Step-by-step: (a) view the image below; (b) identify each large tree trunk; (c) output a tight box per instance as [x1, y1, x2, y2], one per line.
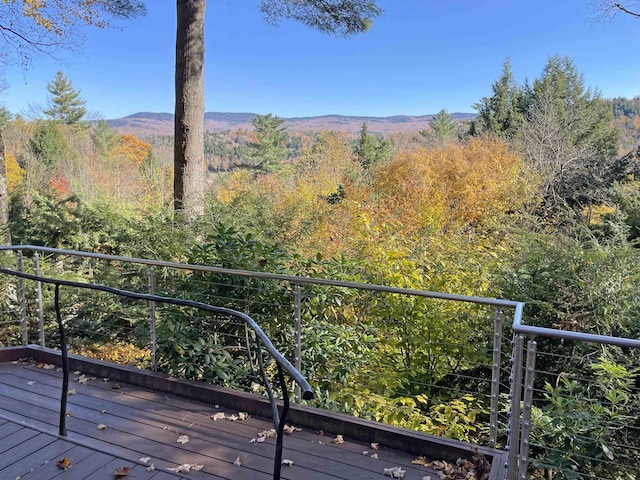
[174, 0, 205, 220]
[0, 128, 11, 245]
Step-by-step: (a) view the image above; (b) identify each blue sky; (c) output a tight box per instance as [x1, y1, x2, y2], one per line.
[1, 0, 639, 119]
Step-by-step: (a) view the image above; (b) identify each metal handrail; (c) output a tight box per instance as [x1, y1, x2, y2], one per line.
[0, 244, 523, 308]
[0, 266, 313, 480]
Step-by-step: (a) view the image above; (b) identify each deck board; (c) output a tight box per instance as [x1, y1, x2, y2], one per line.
[0, 362, 444, 480]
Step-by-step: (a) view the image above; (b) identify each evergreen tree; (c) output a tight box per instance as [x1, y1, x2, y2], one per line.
[43, 71, 86, 125]
[29, 120, 72, 165]
[472, 58, 524, 138]
[354, 122, 392, 168]
[247, 113, 290, 173]
[429, 109, 457, 142]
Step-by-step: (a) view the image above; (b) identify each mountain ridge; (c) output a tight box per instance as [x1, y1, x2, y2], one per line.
[107, 111, 477, 136]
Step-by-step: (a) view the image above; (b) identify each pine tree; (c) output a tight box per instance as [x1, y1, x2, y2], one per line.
[247, 113, 290, 173]
[429, 109, 457, 142]
[472, 58, 524, 137]
[354, 122, 392, 168]
[43, 71, 87, 125]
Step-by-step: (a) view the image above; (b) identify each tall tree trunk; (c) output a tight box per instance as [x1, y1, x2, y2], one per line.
[0, 128, 11, 245]
[174, 0, 205, 220]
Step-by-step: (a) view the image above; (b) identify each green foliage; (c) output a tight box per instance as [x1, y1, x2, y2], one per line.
[246, 113, 290, 174]
[353, 122, 392, 169]
[472, 58, 524, 138]
[91, 120, 119, 158]
[428, 108, 457, 143]
[530, 357, 639, 479]
[29, 120, 73, 165]
[43, 71, 86, 125]
[609, 96, 640, 118]
[260, 0, 382, 36]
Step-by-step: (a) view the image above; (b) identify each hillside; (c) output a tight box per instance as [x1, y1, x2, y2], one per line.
[106, 111, 477, 136]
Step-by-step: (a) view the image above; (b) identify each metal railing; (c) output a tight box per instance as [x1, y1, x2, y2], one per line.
[0, 263, 312, 480]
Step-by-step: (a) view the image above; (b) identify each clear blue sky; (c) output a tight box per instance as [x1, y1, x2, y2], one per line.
[1, 0, 639, 120]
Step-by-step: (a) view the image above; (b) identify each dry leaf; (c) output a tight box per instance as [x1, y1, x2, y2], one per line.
[412, 456, 430, 466]
[176, 434, 189, 444]
[238, 412, 250, 421]
[146, 464, 155, 472]
[100, 409, 107, 414]
[191, 464, 204, 471]
[139, 457, 151, 463]
[43, 363, 55, 370]
[166, 464, 191, 473]
[66, 410, 72, 417]
[68, 389, 77, 395]
[371, 453, 379, 459]
[211, 412, 225, 421]
[97, 424, 106, 430]
[75, 374, 95, 384]
[332, 435, 344, 444]
[371, 442, 380, 450]
[226, 414, 239, 421]
[233, 456, 241, 466]
[27, 381, 36, 386]
[56, 367, 63, 372]
[103, 378, 110, 382]
[74, 371, 82, 375]
[283, 424, 302, 435]
[422, 477, 432, 480]
[282, 459, 294, 466]
[383, 466, 406, 478]
[57, 457, 72, 470]
[36, 362, 44, 368]
[249, 438, 256, 444]
[113, 465, 131, 476]
[112, 383, 122, 390]
[363, 451, 369, 455]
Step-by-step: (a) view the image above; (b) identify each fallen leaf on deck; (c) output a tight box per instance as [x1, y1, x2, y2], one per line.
[75, 375, 95, 384]
[282, 459, 294, 466]
[191, 464, 204, 471]
[422, 477, 432, 480]
[146, 463, 155, 472]
[57, 457, 72, 470]
[383, 466, 406, 478]
[227, 414, 239, 421]
[233, 456, 242, 466]
[68, 389, 77, 395]
[370, 453, 379, 459]
[139, 457, 151, 463]
[283, 424, 302, 435]
[66, 410, 72, 416]
[112, 383, 121, 390]
[103, 378, 110, 382]
[371, 442, 380, 450]
[36, 362, 44, 368]
[113, 465, 131, 476]
[211, 412, 225, 421]
[176, 434, 189, 444]
[363, 451, 369, 455]
[412, 456, 429, 466]
[332, 435, 344, 444]
[238, 412, 250, 421]
[74, 371, 82, 375]
[166, 464, 192, 473]
[97, 424, 106, 430]
[27, 381, 36, 386]
[56, 367, 63, 372]
[43, 363, 56, 370]
[100, 410, 107, 414]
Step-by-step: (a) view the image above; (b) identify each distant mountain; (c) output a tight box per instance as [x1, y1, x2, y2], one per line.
[106, 111, 477, 136]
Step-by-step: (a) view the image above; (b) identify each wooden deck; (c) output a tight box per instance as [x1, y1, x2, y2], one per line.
[0, 361, 444, 480]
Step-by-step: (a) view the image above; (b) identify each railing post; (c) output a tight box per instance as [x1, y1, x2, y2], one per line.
[506, 334, 524, 480]
[147, 265, 157, 372]
[489, 309, 503, 448]
[18, 251, 28, 345]
[33, 252, 45, 348]
[518, 338, 537, 480]
[293, 283, 302, 403]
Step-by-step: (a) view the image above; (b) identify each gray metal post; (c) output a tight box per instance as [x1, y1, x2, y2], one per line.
[293, 283, 302, 403]
[506, 334, 524, 480]
[33, 252, 45, 347]
[147, 265, 157, 372]
[518, 338, 537, 480]
[18, 252, 28, 345]
[489, 309, 503, 448]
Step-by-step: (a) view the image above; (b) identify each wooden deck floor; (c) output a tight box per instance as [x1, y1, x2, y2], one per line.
[0, 361, 440, 480]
